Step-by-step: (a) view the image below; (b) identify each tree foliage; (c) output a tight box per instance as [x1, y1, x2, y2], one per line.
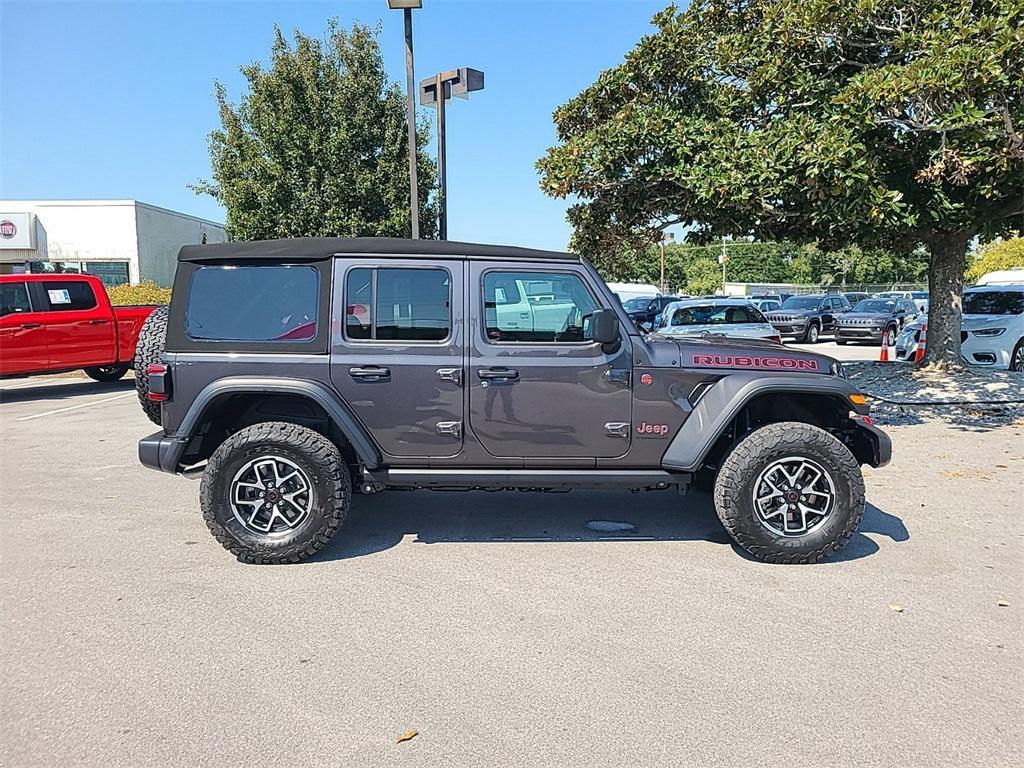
[966, 236, 1024, 282]
[539, 1, 1024, 363]
[195, 20, 437, 240]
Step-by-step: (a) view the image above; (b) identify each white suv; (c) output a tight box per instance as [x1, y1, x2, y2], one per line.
[960, 285, 1024, 371]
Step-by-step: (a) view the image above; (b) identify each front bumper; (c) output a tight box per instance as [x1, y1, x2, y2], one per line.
[836, 327, 885, 343]
[851, 418, 892, 468]
[139, 431, 188, 474]
[770, 321, 808, 337]
[960, 337, 1013, 369]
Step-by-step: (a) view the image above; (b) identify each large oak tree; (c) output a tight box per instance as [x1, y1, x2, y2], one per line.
[538, 0, 1023, 364]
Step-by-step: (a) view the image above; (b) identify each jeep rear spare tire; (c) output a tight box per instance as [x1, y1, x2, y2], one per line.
[200, 422, 351, 564]
[134, 305, 168, 424]
[713, 421, 864, 564]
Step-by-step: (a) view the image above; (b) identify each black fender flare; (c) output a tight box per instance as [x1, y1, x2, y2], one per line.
[173, 376, 382, 469]
[660, 373, 865, 472]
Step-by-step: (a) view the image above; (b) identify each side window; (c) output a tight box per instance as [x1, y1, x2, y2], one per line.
[186, 266, 319, 341]
[344, 267, 450, 342]
[484, 271, 599, 343]
[42, 280, 97, 312]
[1, 282, 32, 317]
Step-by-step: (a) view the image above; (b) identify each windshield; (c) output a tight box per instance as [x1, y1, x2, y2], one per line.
[852, 299, 896, 313]
[666, 304, 766, 326]
[780, 296, 820, 310]
[622, 297, 652, 311]
[962, 291, 1024, 316]
[911, 292, 929, 299]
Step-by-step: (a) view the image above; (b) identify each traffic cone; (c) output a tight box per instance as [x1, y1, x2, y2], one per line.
[879, 334, 890, 362]
[913, 323, 927, 363]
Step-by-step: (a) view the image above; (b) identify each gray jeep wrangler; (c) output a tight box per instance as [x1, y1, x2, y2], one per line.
[136, 238, 890, 564]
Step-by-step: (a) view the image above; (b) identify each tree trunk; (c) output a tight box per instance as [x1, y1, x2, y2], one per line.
[923, 233, 970, 366]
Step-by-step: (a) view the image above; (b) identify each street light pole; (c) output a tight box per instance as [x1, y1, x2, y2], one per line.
[659, 232, 674, 293]
[388, 0, 422, 239]
[420, 67, 484, 241]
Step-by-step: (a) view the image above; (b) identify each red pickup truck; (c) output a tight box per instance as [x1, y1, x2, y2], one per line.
[0, 273, 159, 381]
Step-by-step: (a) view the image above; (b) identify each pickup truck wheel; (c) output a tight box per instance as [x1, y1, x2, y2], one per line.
[84, 364, 130, 382]
[200, 422, 350, 564]
[134, 306, 168, 425]
[713, 422, 865, 564]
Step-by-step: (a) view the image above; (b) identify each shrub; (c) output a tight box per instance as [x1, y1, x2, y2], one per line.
[966, 238, 1024, 283]
[107, 281, 171, 306]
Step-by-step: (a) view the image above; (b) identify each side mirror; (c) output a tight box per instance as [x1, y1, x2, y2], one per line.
[590, 307, 620, 346]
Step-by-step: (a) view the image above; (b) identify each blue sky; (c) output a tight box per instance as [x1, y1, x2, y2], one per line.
[0, 0, 666, 250]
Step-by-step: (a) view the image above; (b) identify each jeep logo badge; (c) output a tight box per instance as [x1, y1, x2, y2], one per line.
[0, 220, 16, 239]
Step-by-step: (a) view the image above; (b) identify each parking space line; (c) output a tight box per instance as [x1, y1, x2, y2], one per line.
[14, 392, 136, 422]
[0, 378, 85, 392]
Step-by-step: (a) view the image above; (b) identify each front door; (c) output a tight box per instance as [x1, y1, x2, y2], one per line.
[329, 259, 464, 458]
[468, 263, 633, 460]
[0, 280, 48, 374]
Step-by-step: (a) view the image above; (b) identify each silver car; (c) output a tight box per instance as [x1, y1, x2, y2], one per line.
[656, 298, 781, 341]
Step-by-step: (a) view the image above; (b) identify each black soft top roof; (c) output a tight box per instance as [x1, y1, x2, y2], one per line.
[177, 237, 578, 263]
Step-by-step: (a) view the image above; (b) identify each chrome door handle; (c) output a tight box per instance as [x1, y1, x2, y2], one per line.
[437, 367, 462, 386]
[349, 366, 391, 382]
[88, 319, 110, 325]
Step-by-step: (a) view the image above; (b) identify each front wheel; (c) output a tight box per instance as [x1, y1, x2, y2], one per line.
[884, 327, 897, 348]
[200, 422, 351, 564]
[713, 422, 865, 564]
[84, 364, 130, 382]
[803, 323, 820, 344]
[1011, 339, 1024, 372]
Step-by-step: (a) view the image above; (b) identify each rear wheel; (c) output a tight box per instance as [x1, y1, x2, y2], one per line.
[84, 364, 129, 382]
[134, 306, 168, 425]
[713, 422, 864, 564]
[200, 422, 351, 564]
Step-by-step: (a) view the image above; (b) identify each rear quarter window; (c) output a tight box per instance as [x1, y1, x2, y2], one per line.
[185, 266, 320, 341]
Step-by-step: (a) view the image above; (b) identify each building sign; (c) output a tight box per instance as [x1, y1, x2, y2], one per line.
[0, 213, 37, 250]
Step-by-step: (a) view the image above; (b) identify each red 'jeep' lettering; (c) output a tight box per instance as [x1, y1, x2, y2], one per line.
[689, 354, 818, 371]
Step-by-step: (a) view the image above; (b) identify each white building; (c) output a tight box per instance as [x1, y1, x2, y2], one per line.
[0, 200, 225, 287]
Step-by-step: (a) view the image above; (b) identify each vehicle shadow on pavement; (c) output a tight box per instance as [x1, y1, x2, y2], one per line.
[0, 378, 134, 405]
[312, 491, 908, 564]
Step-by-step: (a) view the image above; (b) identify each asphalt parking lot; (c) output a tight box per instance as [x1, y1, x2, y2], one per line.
[1, 376, 1021, 767]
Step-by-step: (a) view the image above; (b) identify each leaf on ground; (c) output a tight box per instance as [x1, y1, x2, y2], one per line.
[396, 730, 418, 744]
[997, 599, 1009, 607]
[888, 603, 904, 613]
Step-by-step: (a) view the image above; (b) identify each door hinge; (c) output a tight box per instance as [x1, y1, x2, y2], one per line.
[436, 367, 462, 386]
[604, 422, 630, 438]
[435, 421, 463, 438]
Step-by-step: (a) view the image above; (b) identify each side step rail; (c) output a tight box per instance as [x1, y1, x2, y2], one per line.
[363, 468, 690, 492]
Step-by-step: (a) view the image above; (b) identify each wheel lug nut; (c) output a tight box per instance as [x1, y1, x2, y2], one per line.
[800, 495, 806, 501]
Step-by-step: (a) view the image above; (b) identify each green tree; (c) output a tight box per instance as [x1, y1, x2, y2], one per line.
[685, 258, 723, 294]
[966, 237, 1024, 282]
[194, 20, 437, 240]
[538, 1, 1023, 364]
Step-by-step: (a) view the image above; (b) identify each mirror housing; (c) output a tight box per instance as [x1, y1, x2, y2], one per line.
[590, 307, 621, 349]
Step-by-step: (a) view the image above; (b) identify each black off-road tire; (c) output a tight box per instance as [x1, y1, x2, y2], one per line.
[200, 422, 351, 564]
[84, 364, 130, 382]
[134, 306, 169, 424]
[713, 421, 865, 564]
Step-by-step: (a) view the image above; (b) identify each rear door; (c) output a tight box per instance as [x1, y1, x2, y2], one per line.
[0, 280, 48, 374]
[329, 259, 464, 458]
[468, 262, 632, 460]
[38, 279, 117, 368]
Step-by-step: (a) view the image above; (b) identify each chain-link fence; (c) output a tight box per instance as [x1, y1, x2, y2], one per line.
[724, 281, 927, 297]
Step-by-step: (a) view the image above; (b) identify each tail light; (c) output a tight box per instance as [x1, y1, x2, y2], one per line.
[147, 363, 171, 402]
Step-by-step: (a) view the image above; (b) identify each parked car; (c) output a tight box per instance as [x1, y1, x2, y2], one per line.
[843, 292, 870, 306]
[623, 295, 681, 331]
[135, 237, 890, 565]
[656, 298, 780, 342]
[835, 297, 919, 347]
[0, 273, 160, 381]
[961, 285, 1024, 370]
[894, 285, 1023, 371]
[749, 296, 782, 313]
[607, 282, 661, 304]
[764, 294, 852, 343]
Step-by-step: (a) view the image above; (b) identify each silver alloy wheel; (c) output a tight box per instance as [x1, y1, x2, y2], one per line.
[1013, 344, 1024, 372]
[885, 328, 896, 347]
[752, 455, 836, 537]
[808, 324, 819, 343]
[230, 455, 314, 536]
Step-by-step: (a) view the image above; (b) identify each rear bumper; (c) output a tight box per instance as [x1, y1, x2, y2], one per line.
[139, 431, 188, 474]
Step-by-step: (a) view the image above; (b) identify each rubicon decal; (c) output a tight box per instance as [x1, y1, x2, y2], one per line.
[636, 422, 670, 437]
[690, 354, 819, 371]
